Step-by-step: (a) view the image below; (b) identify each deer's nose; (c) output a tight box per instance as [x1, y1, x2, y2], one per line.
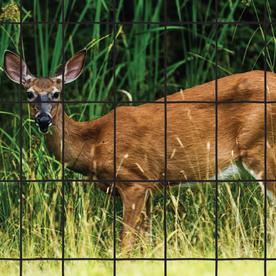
[35, 113, 52, 133]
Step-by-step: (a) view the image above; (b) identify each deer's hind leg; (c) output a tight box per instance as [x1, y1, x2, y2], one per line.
[241, 146, 276, 204]
[266, 149, 276, 203]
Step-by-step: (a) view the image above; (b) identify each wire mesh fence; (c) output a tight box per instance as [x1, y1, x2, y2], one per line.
[0, 0, 275, 275]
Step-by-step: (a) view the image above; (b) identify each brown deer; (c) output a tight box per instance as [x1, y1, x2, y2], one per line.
[4, 49, 276, 251]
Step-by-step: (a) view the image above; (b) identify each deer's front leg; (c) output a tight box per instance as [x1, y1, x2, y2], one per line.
[137, 191, 151, 243]
[117, 183, 148, 252]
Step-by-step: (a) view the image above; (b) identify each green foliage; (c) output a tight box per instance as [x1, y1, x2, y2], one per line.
[0, 2, 20, 22]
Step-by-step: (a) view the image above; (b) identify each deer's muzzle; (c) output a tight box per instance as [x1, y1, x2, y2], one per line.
[35, 113, 52, 133]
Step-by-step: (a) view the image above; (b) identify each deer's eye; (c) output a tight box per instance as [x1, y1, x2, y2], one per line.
[27, 91, 35, 100]
[52, 92, 60, 99]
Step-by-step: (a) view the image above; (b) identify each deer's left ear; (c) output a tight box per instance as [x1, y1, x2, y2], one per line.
[57, 49, 86, 84]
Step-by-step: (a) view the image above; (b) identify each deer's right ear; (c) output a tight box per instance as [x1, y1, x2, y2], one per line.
[4, 50, 33, 85]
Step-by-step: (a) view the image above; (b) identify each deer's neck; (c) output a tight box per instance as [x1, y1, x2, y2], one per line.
[45, 105, 97, 174]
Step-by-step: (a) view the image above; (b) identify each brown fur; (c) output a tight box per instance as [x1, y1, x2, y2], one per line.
[25, 78, 62, 92]
[40, 70, 276, 250]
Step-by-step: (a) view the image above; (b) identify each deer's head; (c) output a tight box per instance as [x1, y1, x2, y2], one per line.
[3, 50, 86, 133]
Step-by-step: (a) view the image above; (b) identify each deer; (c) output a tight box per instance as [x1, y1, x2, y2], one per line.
[3, 49, 276, 252]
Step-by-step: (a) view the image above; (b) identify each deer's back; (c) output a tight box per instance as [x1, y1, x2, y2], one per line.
[93, 71, 276, 182]
[159, 70, 276, 102]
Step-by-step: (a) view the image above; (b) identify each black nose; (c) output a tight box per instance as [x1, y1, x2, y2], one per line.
[35, 113, 52, 133]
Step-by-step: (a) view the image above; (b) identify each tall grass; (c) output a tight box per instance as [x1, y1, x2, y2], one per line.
[0, 0, 276, 274]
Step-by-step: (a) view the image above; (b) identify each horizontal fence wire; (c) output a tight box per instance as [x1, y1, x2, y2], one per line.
[2, 257, 276, 261]
[3, 100, 276, 104]
[0, 1, 275, 276]
[1, 178, 276, 183]
[0, 20, 270, 25]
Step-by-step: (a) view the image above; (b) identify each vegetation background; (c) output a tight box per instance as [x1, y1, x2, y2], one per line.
[0, 0, 276, 275]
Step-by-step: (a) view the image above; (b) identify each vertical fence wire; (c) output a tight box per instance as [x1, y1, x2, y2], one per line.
[61, 0, 65, 275]
[215, 0, 219, 275]
[163, 1, 168, 275]
[19, 0, 23, 275]
[112, 1, 117, 275]
[264, 2, 268, 276]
